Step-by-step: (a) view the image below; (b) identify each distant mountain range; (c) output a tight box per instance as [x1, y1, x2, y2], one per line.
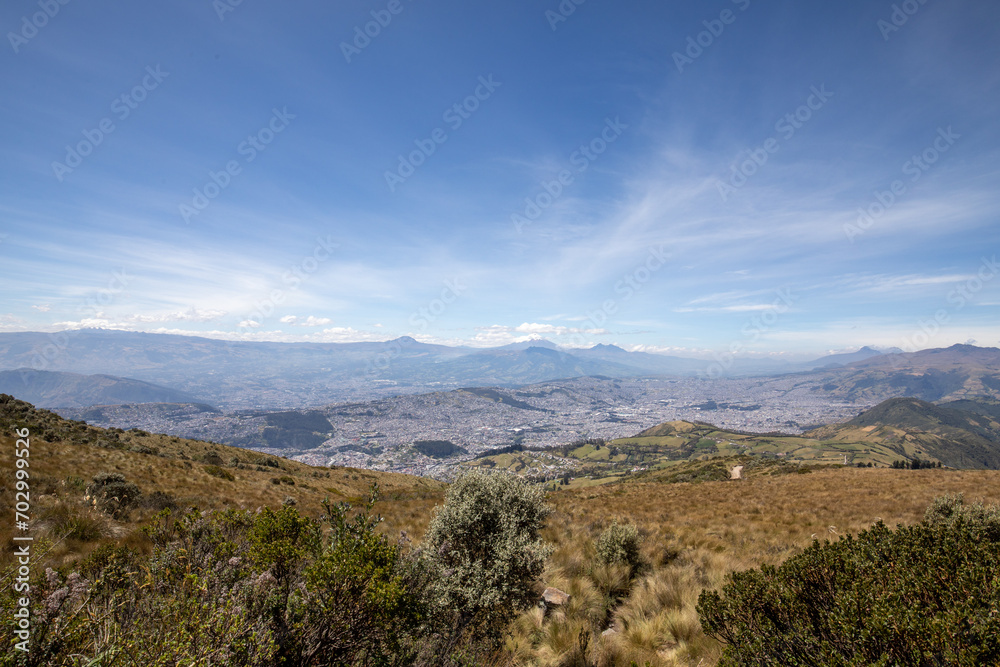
[0, 369, 204, 408]
[1, 330, 998, 409]
[807, 344, 1000, 403]
[808, 346, 888, 368]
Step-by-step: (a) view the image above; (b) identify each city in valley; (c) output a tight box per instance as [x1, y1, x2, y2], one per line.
[58, 374, 868, 479]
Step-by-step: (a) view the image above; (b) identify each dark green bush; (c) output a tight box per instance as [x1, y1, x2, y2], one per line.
[64, 475, 87, 492]
[698, 495, 1000, 666]
[204, 464, 235, 481]
[293, 488, 422, 665]
[201, 451, 225, 465]
[87, 472, 142, 519]
[141, 490, 178, 511]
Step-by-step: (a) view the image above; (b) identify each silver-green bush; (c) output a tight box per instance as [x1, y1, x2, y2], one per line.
[422, 470, 552, 645]
[595, 520, 641, 573]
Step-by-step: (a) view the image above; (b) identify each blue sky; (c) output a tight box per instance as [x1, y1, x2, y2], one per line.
[2, 0, 998, 358]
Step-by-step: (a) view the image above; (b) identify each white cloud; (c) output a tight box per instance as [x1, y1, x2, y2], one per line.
[52, 308, 227, 330]
[281, 315, 333, 327]
[313, 327, 384, 342]
[468, 323, 612, 347]
[622, 343, 713, 357]
[835, 273, 977, 295]
[0, 314, 26, 331]
[31, 304, 51, 312]
[675, 304, 783, 313]
[124, 308, 227, 323]
[514, 322, 611, 336]
[53, 317, 117, 329]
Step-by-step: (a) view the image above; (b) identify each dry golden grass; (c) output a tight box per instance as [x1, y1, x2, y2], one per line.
[510, 467, 1000, 666]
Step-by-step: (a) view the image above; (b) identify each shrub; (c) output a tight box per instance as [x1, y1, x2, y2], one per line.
[201, 451, 225, 465]
[697, 495, 1000, 666]
[296, 486, 422, 665]
[595, 520, 642, 573]
[247, 505, 321, 584]
[141, 490, 178, 511]
[79, 543, 143, 594]
[86, 472, 142, 520]
[422, 470, 552, 645]
[204, 465, 235, 481]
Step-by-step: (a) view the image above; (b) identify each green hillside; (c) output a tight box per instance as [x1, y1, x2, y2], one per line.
[807, 397, 1000, 469]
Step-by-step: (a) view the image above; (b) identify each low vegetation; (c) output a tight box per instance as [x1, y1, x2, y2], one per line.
[1, 474, 550, 665]
[699, 494, 1000, 665]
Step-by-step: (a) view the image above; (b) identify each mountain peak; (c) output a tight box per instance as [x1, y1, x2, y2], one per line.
[494, 338, 559, 351]
[590, 344, 626, 352]
[390, 336, 419, 345]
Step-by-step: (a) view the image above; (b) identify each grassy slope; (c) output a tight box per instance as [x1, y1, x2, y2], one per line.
[467, 420, 916, 489]
[0, 395, 443, 568]
[514, 466, 1000, 665]
[807, 396, 1000, 468]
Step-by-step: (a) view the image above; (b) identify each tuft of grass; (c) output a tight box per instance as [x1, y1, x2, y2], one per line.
[39, 503, 108, 542]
